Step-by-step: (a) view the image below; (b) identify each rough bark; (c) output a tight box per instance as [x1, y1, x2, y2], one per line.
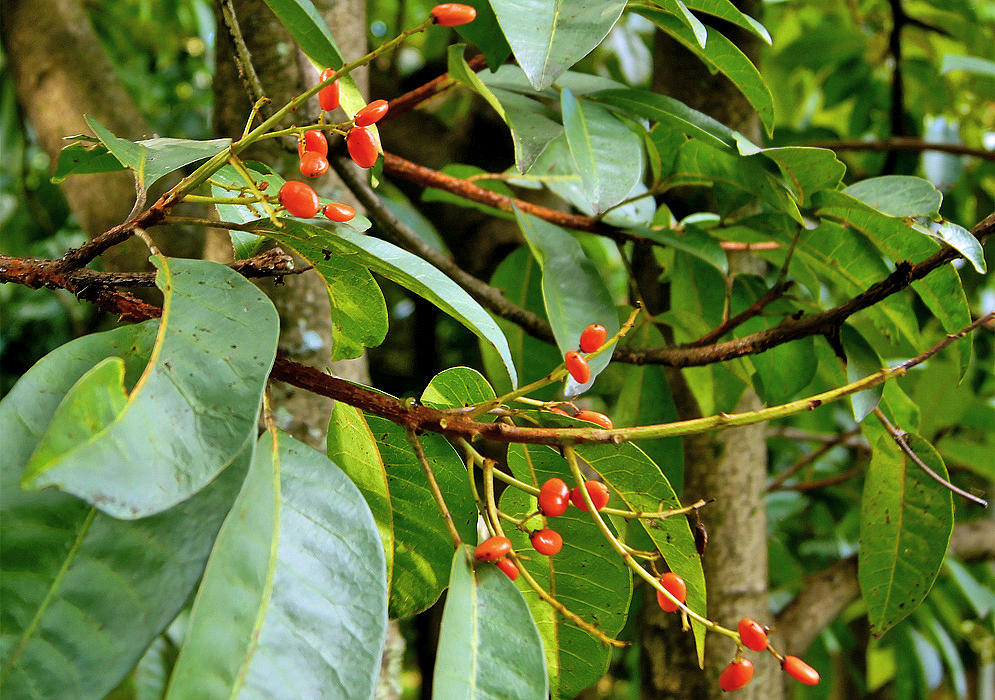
[640, 3, 778, 699]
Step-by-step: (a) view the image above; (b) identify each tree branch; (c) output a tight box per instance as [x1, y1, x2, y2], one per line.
[774, 519, 995, 654]
[806, 138, 994, 161]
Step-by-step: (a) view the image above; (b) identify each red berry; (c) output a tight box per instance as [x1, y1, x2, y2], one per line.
[430, 3, 477, 26]
[354, 99, 389, 127]
[347, 126, 379, 168]
[737, 618, 768, 652]
[323, 202, 356, 222]
[495, 557, 519, 580]
[538, 478, 570, 517]
[575, 409, 613, 430]
[548, 406, 569, 416]
[656, 572, 687, 612]
[530, 528, 563, 556]
[318, 68, 340, 111]
[299, 152, 329, 178]
[570, 480, 610, 512]
[782, 656, 820, 686]
[473, 536, 512, 562]
[297, 129, 328, 158]
[278, 181, 320, 218]
[564, 350, 590, 384]
[719, 659, 755, 692]
[579, 324, 608, 353]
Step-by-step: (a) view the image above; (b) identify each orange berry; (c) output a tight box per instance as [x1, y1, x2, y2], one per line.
[530, 528, 563, 556]
[299, 152, 329, 178]
[564, 350, 590, 384]
[473, 536, 512, 562]
[298, 129, 328, 158]
[347, 126, 379, 168]
[719, 659, 754, 692]
[575, 409, 612, 430]
[737, 618, 768, 652]
[656, 572, 687, 613]
[323, 202, 356, 222]
[570, 480, 609, 512]
[430, 3, 477, 26]
[278, 181, 320, 218]
[782, 656, 820, 686]
[538, 478, 570, 517]
[495, 557, 519, 580]
[354, 99, 389, 127]
[318, 68, 340, 111]
[579, 324, 608, 353]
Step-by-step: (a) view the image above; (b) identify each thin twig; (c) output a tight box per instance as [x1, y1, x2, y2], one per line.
[405, 428, 463, 547]
[219, 0, 268, 110]
[806, 138, 994, 162]
[873, 409, 988, 507]
[766, 428, 862, 492]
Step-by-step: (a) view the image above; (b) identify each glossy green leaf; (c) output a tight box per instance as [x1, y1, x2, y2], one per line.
[634, 6, 774, 135]
[252, 219, 518, 388]
[859, 434, 954, 637]
[842, 325, 885, 423]
[22, 257, 279, 518]
[514, 209, 620, 389]
[560, 88, 643, 213]
[666, 140, 802, 222]
[163, 430, 278, 700]
[84, 115, 230, 188]
[479, 247, 562, 398]
[502, 444, 631, 700]
[491, 0, 626, 90]
[432, 547, 548, 700]
[756, 147, 845, 207]
[478, 77, 564, 171]
[746, 331, 816, 407]
[448, 44, 507, 123]
[844, 176, 943, 218]
[261, 228, 388, 361]
[210, 164, 286, 259]
[260, 0, 367, 116]
[50, 140, 127, 183]
[911, 219, 986, 274]
[236, 432, 388, 700]
[575, 441, 706, 665]
[327, 402, 394, 589]
[0, 323, 245, 700]
[632, 223, 728, 273]
[656, 0, 707, 47]
[453, 0, 513, 69]
[680, 0, 771, 44]
[421, 367, 496, 421]
[364, 416, 477, 618]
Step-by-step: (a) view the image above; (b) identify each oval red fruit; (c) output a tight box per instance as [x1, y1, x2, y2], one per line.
[495, 557, 519, 580]
[473, 536, 512, 562]
[579, 324, 608, 353]
[538, 478, 570, 517]
[782, 656, 820, 686]
[530, 528, 563, 556]
[298, 129, 329, 159]
[737, 618, 768, 652]
[323, 202, 356, 222]
[575, 409, 613, 430]
[719, 659, 755, 692]
[430, 3, 477, 26]
[656, 572, 687, 613]
[278, 180, 320, 218]
[347, 126, 379, 168]
[354, 99, 389, 127]
[564, 350, 590, 384]
[318, 68, 340, 111]
[299, 151, 329, 178]
[570, 480, 610, 512]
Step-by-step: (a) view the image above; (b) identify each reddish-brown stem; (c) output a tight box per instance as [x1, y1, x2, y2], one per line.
[386, 53, 490, 119]
[806, 137, 995, 161]
[690, 280, 792, 347]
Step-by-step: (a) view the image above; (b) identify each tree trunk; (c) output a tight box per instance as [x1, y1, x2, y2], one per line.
[640, 4, 779, 699]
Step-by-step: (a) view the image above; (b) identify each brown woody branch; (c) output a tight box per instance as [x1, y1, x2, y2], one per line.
[774, 519, 995, 654]
[386, 53, 489, 119]
[807, 137, 995, 161]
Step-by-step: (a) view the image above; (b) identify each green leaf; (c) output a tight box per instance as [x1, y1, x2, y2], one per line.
[0, 323, 246, 700]
[432, 547, 549, 700]
[22, 257, 279, 518]
[448, 44, 507, 123]
[755, 147, 845, 207]
[590, 88, 752, 155]
[666, 140, 802, 222]
[631, 223, 728, 273]
[479, 68, 564, 171]
[365, 416, 477, 618]
[236, 432, 388, 700]
[261, 228, 389, 361]
[421, 367, 497, 421]
[252, 219, 518, 388]
[911, 219, 986, 274]
[656, 0, 707, 47]
[844, 176, 943, 218]
[163, 430, 279, 700]
[491, 0, 626, 90]
[502, 444, 631, 700]
[941, 54, 995, 78]
[84, 115, 230, 188]
[453, 0, 513, 69]
[50, 140, 126, 183]
[680, 0, 771, 44]
[327, 402, 394, 589]
[560, 88, 643, 214]
[575, 441, 707, 666]
[259, 0, 367, 116]
[859, 434, 954, 637]
[634, 6, 775, 135]
[514, 209, 620, 389]
[479, 247, 562, 398]
[842, 325, 885, 422]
